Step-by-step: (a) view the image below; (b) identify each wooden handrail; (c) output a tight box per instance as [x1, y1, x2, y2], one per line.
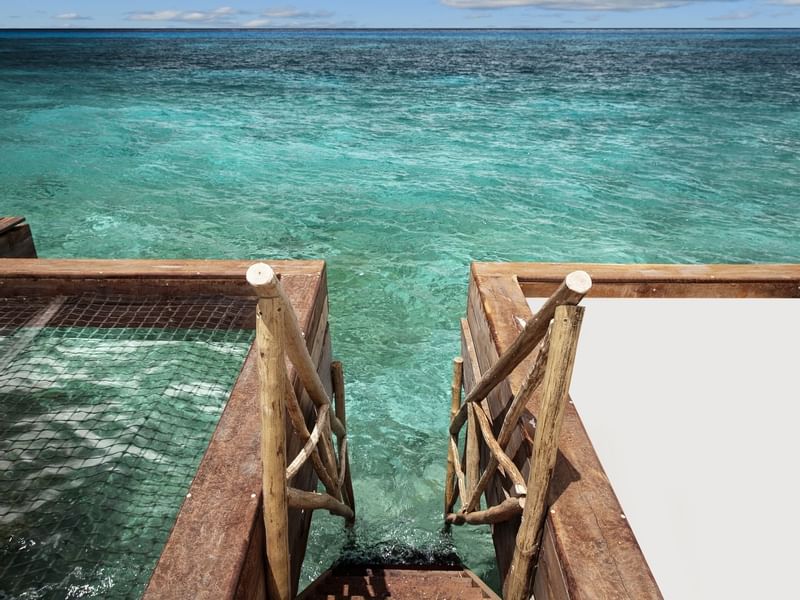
[247, 263, 357, 599]
[287, 488, 354, 521]
[463, 328, 552, 512]
[444, 272, 589, 600]
[445, 497, 524, 526]
[249, 265, 292, 600]
[450, 270, 590, 436]
[444, 357, 463, 516]
[332, 361, 356, 519]
[247, 263, 346, 438]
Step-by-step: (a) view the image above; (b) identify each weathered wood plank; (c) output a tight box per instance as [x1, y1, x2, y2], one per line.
[463, 276, 521, 579]
[0, 259, 325, 296]
[0, 216, 25, 234]
[475, 261, 800, 284]
[0, 223, 36, 258]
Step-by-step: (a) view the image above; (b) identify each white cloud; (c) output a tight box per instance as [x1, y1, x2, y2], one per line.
[443, 0, 701, 11]
[127, 6, 240, 23]
[261, 8, 335, 19]
[244, 6, 342, 27]
[125, 5, 348, 27]
[55, 12, 92, 20]
[243, 18, 273, 27]
[708, 9, 757, 18]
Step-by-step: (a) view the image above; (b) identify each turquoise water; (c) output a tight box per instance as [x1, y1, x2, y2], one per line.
[1, 29, 799, 596]
[0, 318, 253, 599]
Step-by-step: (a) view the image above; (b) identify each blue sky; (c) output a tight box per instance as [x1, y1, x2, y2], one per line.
[1, 0, 798, 28]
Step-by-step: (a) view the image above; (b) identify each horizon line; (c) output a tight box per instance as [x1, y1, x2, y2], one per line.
[2, 26, 800, 31]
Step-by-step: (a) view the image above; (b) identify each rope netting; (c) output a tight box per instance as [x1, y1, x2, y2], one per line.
[0, 294, 255, 599]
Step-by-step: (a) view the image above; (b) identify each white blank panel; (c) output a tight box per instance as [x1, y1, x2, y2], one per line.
[526, 298, 799, 600]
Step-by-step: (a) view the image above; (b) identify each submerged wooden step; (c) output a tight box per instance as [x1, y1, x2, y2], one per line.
[298, 566, 500, 600]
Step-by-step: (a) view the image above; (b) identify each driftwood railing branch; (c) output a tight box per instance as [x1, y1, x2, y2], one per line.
[449, 270, 591, 436]
[443, 271, 590, 600]
[247, 263, 355, 600]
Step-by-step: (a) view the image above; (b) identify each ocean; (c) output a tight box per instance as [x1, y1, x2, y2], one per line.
[1, 29, 798, 598]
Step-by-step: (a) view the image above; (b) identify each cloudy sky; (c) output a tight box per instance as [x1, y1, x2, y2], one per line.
[1, 0, 798, 28]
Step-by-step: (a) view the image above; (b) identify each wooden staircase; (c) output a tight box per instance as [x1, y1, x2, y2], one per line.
[297, 566, 501, 600]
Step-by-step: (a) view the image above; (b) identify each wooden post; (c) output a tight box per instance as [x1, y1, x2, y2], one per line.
[332, 361, 356, 521]
[504, 305, 585, 600]
[450, 271, 591, 435]
[444, 357, 463, 516]
[247, 263, 292, 600]
[465, 403, 481, 504]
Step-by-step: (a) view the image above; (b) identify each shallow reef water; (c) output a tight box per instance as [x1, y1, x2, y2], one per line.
[0, 29, 798, 597]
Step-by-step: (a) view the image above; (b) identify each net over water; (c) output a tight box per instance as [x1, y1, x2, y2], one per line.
[0, 295, 253, 598]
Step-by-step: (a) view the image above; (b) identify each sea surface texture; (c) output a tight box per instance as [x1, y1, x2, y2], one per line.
[1, 29, 799, 598]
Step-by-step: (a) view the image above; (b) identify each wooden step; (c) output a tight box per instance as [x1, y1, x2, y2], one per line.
[299, 566, 499, 600]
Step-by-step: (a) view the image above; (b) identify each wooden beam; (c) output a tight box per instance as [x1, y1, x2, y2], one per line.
[332, 361, 355, 519]
[471, 403, 527, 496]
[465, 403, 481, 502]
[144, 266, 327, 600]
[287, 488, 354, 521]
[247, 263, 346, 439]
[446, 497, 524, 526]
[0, 258, 326, 297]
[285, 403, 327, 481]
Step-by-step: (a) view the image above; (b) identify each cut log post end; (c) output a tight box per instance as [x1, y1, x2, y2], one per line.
[246, 262, 280, 298]
[565, 270, 592, 296]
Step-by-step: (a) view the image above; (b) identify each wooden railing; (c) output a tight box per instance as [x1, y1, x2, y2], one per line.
[247, 263, 355, 600]
[444, 271, 591, 600]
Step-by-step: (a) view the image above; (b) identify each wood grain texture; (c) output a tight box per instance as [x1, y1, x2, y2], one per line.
[0, 216, 25, 234]
[287, 488, 354, 520]
[331, 361, 355, 518]
[463, 283, 521, 580]
[532, 521, 570, 600]
[475, 261, 800, 284]
[482, 262, 800, 299]
[445, 357, 463, 516]
[446, 497, 524, 526]
[0, 259, 324, 296]
[0, 223, 37, 258]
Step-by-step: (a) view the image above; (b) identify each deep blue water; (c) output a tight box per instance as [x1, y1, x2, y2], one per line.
[1, 29, 799, 598]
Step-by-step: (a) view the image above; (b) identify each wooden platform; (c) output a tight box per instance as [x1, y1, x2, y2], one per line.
[297, 566, 501, 600]
[0, 258, 331, 600]
[463, 263, 800, 600]
[0, 216, 36, 258]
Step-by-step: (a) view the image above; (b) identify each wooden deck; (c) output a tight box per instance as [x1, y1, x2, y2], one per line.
[463, 263, 800, 600]
[0, 217, 36, 258]
[297, 566, 501, 600]
[0, 258, 331, 600]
